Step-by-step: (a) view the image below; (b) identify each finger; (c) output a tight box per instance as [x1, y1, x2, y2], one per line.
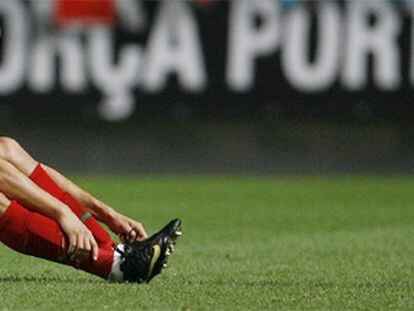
[84, 239, 92, 253]
[136, 224, 148, 240]
[60, 236, 67, 259]
[68, 236, 77, 255]
[129, 221, 147, 239]
[91, 237, 99, 261]
[122, 224, 133, 241]
[128, 229, 137, 242]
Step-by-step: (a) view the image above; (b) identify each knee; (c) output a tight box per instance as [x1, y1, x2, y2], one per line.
[0, 137, 22, 163]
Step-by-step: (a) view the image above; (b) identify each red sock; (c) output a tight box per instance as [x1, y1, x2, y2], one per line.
[0, 200, 114, 279]
[29, 164, 115, 250]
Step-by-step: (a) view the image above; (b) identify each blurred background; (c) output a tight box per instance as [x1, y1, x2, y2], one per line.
[1, 0, 414, 175]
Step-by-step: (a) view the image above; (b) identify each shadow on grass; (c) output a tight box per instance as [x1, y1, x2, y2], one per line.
[0, 274, 103, 284]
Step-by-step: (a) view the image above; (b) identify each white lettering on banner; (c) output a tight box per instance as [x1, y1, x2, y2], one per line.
[28, 0, 87, 92]
[115, 0, 147, 32]
[28, 34, 86, 92]
[29, 0, 53, 27]
[88, 27, 141, 121]
[0, 0, 27, 93]
[0, 0, 411, 121]
[281, 2, 340, 91]
[143, 1, 207, 92]
[227, 0, 280, 91]
[342, 0, 401, 90]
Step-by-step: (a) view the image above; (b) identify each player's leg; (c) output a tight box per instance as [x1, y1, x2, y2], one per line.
[0, 192, 180, 283]
[0, 157, 103, 260]
[30, 164, 116, 250]
[0, 138, 181, 283]
[0, 137, 147, 242]
[0, 157, 77, 222]
[0, 192, 117, 280]
[0, 137, 115, 249]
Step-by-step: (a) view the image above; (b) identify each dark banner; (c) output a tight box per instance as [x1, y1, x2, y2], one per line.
[1, 0, 414, 122]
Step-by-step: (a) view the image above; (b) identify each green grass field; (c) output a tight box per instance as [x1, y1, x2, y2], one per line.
[0, 176, 413, 309]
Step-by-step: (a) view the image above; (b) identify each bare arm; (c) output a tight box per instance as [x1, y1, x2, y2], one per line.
[0, 159, 99, 261]
[0, 160, 75, 221]
[43, 165, 148, 241]
[43, 165, 114, 220]
[0, 137, 146, 242]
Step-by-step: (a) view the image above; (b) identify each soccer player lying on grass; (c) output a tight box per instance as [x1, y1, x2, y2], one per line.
[0, 137, 182, 283]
